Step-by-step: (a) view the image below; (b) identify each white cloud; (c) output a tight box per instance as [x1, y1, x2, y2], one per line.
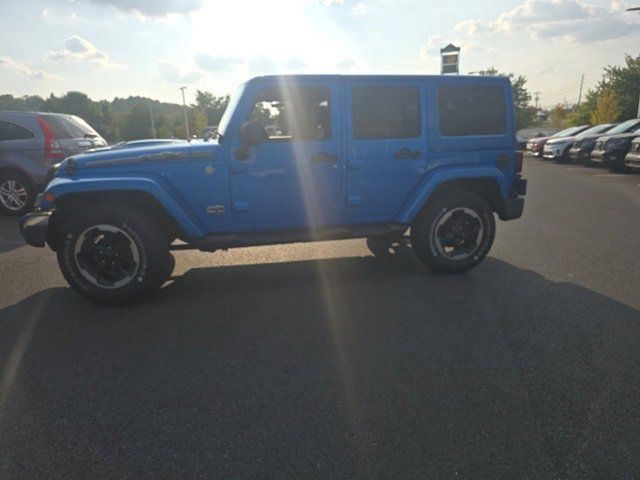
[46, 36, 126, 69]
[67, 0, 204, 17]
[336, 58, 356, 70]
[0, 54, 61, 80]
[352, 2, 367, 15]
[157, 60, 201, 83]
[319, 0, 344, 5]
[249, 56, 278, 74]
[455, 0, 638, 43]
[194, 54, 243, 72]
[419, 35, 444, 59]
[41, 9, 50, 19]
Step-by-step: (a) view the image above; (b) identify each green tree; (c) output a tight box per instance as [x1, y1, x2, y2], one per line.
[569, 89, 600, 125]
[591, 88, 620, 124]
[601, 54, 640, 121]
[550, 104, 569, 128]
[117, 103, 153, 140]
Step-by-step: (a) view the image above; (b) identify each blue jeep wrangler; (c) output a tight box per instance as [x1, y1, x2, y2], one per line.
[21, 75, 526, 304]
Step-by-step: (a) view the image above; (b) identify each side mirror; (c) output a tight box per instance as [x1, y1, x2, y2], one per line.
[239, 120, 268, 146]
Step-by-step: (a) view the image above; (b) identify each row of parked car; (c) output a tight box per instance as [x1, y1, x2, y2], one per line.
[525, 118, 640, 171]
[0, 110, 186, 216]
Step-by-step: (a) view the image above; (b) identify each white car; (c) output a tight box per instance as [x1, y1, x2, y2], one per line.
[542, 124, 594, 162]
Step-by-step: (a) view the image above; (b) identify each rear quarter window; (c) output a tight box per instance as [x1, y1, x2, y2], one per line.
[41, 114, 99, 139]
[437, 85, 506, 137]
[0, 120, 35, 141]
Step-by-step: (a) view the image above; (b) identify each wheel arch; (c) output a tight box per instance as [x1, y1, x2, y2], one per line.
[395, 168, 510, 223]
[48, 190, 189, 251]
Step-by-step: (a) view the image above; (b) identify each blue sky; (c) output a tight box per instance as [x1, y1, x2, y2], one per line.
[0, 0, 638, 107]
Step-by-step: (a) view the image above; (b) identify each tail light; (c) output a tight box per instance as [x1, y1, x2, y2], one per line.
[36, 116, 64, 161]
[516, 151, 523, 172]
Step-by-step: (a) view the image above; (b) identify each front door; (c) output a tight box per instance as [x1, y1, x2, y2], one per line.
[229, 81, 343, 229]
[345, 80, 428, 220]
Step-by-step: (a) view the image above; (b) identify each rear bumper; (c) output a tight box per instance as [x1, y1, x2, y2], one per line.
[19, 212, 50, 248]
[501, 197, 525, 220]
[500, 177, 526, 221]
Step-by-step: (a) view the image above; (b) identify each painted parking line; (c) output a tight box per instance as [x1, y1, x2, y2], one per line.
[593, 174, 624, 177]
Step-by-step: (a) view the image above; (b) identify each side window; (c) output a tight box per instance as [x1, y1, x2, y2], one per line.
[352, 85, 420, 140]
[248, 85, 331, 141]
[0, 120, 34, 141]
[438, 85, 506, 136]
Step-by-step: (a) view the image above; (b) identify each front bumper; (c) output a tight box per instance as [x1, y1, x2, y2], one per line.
[569, 148, 590, 162]
[19, 212, 51, 248]
[625, 152, 640, 170]
[591, 148, 627, 168]
[543, 146, 564, 160]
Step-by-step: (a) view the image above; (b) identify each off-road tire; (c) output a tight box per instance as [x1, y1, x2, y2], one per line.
[411, 190, 495, 273]
[56, 207, 172, 304]
[0, 171, 36, 216]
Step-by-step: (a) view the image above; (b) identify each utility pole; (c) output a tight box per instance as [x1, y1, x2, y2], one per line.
[577, 74, 584, 105]
[534, 92, 540, 109]
[180, 86, 190, 140]
[148, 102, 156, 139]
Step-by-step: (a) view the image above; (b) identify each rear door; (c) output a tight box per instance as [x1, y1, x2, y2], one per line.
[345, 79, 428, 220]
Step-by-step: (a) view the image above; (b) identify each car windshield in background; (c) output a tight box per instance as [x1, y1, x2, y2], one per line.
[551, 127, 577, 137]
[606, 119, 640, 135]
[41, 114, 99, 139]
[556, 126, 586, 138]
[577, 124, 612, 137]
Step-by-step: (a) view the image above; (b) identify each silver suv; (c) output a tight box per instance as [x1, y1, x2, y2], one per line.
[0, 111, 107, 215]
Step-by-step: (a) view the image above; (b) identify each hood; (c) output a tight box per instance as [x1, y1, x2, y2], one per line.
[528, 136, 552, 145]
[546, 136, 575, 145]
[61, 141, 219, 171]
[595, 132, 640, 144]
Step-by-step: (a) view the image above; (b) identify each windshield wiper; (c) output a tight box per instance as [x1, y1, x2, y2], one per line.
[84, 133, 98, 139]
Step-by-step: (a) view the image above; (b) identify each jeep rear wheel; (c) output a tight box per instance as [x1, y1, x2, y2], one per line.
[56, 208, 172, 304]
[411, 190, 495, 273]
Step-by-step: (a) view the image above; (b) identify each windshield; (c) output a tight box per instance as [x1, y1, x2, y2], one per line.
[606, 119, 640, 135]
[555, 126, 587, 138]
[576, 124, 612, 138]
[551, 126, 578, 138]
[217, 83, 246, 137]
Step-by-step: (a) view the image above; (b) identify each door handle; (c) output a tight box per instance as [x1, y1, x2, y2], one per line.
[311, 151, 339, 162]
[394, 148, 421, 160]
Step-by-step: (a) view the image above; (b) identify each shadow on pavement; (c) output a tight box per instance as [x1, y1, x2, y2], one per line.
[0, 216, 24, 254]
[1, 255, 639, 479]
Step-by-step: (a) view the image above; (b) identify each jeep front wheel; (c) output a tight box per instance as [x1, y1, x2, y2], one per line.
[56, 208, 172, 304]
[411, 190, 495, 273]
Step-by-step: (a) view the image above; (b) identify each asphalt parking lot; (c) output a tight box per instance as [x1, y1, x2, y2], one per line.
[1, 157, 640, 479]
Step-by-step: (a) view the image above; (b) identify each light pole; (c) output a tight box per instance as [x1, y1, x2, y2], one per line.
[180, 86, 190, 140]
[626, 8, 639, 116]
[148, 101, 156, 139]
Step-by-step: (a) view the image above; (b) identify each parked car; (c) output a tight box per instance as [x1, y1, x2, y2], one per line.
[624, 137, 640, 172]
[569, 123, 618, 163]
[21, 74, 527, 304]
[0, 111, 107, 215]
[543, 124, 611, 163]
[526, 126, 588, 157]
[590, 119, 640, 170]
[85, 138, 186, 154]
